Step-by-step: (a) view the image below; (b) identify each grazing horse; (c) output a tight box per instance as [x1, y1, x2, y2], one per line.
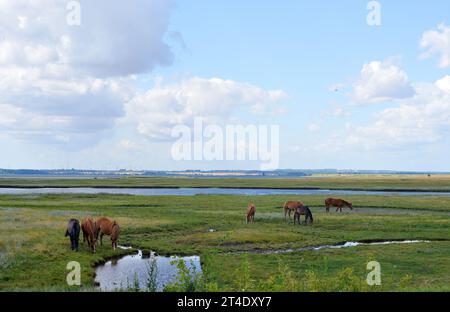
[65, 219, 80, 251]
[246, 203, 256, 223]
[283, 201, 304, 220]
[81, 218, 97, 253]
[325, 198, 353, 213]
[96, 217, 120, 250]
[294, 206, 313, 225]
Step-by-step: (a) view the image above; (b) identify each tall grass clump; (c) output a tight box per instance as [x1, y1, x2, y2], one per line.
[146, 258, 158, 292]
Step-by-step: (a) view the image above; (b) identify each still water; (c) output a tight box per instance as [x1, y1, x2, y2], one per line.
[1, 187, 450, 196]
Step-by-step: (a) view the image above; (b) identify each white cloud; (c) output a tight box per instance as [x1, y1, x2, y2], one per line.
[346, 77, 450, 150]
[0, 63, 131, 146]
[436, 75, 450, 93]
[0, 0, 175, 147]
[321, 106, 351, 118]
[0, 102, 122, 147]
[351, 60, 414, 104]
[0, 0, 174, 76]
[118, 139, 139, 150]
[123, 77, 288, 140]
[308, 123, 320, 132]
[420, 23, 450, 68]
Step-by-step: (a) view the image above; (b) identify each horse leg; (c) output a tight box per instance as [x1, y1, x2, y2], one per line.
[100, 232, 104, 246]
[92, 235, 96, 253]
[85, 235, 91, 251]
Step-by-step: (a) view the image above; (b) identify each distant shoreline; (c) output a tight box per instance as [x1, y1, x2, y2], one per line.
[1, 185, 450, 193]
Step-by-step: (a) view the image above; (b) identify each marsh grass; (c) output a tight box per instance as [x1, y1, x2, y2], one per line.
[146, 258, 158, 292]
[161, 255, 374, 292]
[0, 190, 449, 291]
[3, 174, 450, 191]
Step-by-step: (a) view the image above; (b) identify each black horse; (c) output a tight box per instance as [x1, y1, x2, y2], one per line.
[294, 206, 313, 225]
[65, 219, 81, 251]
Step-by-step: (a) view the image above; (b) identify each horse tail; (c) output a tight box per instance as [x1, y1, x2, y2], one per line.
[308, 208, 313, 224]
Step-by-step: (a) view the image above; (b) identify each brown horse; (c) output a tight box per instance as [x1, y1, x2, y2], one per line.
[246, 203, 256, 223]
[81, 217, 97, 253]
[283, 201, 303, 220]
[325, 198, 353, 213]
[96, 217, 120, 250]
[294, 206, 313, 225]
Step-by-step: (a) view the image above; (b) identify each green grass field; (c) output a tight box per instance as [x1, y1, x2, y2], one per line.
[1, 176, 449, 292]
[2, 174, 450, 191]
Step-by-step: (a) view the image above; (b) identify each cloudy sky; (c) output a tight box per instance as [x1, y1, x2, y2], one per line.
[1, 0, 450, 171]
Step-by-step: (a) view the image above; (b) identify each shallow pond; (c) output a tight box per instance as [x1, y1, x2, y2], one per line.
[95, 249, 201, 292]
[1, 187, 450, 197]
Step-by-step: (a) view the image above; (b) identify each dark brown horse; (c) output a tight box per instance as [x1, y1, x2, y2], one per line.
[283, 201, 304, 220]
[96, 217, 120, 250]
[65, 219, 80, 251]
[81, 217, 97, 253]
[246, 203, 256, 223]
[325, 198, 353, 213]
[294, 206, 313, 225]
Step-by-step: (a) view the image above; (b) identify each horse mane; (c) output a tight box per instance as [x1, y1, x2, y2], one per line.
[112, 221, 119, 231]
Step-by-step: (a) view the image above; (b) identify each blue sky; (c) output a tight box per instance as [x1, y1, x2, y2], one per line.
[0, 1, 450, 170]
